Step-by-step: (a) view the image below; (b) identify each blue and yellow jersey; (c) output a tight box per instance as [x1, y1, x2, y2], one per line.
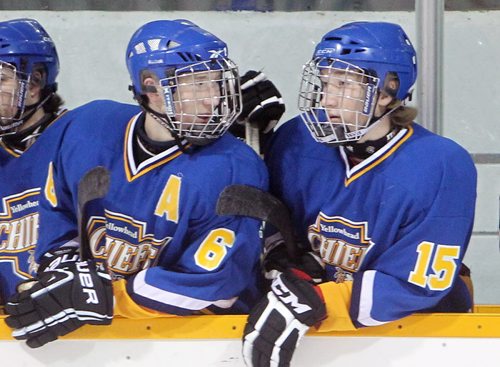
[265, 116, 477, 330]
[38, 100, 269, 316]
[0, 111, 76, 303]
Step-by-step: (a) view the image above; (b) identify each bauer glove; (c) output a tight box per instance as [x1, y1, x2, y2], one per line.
[4, 247, 113, 348]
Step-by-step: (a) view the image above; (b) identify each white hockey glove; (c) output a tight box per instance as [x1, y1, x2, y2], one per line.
[4, 247, 113, 348]
[242, 269, 327, 367]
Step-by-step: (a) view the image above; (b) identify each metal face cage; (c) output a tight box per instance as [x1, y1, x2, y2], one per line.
[158, 58, 241, 145]
[299, 58, 379, 145]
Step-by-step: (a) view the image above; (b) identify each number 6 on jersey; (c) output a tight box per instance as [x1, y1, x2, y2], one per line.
[194, 228, 235, 271]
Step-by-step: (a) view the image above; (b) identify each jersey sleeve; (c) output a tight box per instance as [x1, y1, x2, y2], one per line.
[36, 101, 141, 261]
[349, 151, 477, 327]
[36, 124, 81, 260]
[125, 146, 269, 315]
[113, 279, 170, 318]
[37, 125, 102, 259]
[39, 164, 81, 259]
[125, 214, 265, 315]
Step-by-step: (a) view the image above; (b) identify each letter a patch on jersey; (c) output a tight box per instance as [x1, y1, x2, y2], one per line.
[154, 175, 181, 223]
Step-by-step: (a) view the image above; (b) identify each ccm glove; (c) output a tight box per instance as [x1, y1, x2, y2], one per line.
[238, 70, 285, 133]
[4, 248, 113, 348]
[242, 269, 327, 367]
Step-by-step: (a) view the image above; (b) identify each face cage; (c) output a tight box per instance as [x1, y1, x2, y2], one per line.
[298, 58, 380, 145]
[158, 58, 242, 145]
[0, 61, 30, 131]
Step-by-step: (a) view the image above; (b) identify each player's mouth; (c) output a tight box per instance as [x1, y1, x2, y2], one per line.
[328, 115, 342, 123]
[195, 117, 211, 124]
[195, 113, 214, 123]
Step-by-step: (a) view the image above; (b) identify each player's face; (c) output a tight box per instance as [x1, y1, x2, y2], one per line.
[319, 67, 373, 131]
[172, 70, 222, 128]
[0, 62, 24, 125]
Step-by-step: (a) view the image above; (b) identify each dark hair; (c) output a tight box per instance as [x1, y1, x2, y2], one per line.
[32, 63, 64, 113]
[42, 91, 64, 114]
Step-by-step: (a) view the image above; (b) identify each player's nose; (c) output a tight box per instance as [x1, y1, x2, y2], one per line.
[321, 91, 340, 108]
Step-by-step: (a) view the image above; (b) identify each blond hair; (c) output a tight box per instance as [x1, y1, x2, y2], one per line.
[388, 102, 417, 128]
[383, 72, 417, 128]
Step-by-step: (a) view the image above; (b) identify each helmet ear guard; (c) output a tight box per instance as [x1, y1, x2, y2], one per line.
[380, 72, 401, 99]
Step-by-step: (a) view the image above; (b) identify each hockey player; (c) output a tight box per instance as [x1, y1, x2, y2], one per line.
[0, 18, 138, 324]
[0, 18, 69, 307]
[242, 22, 477, 366]
[4, 19, 270, 348]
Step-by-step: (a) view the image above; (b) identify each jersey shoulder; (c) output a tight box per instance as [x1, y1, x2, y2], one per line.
[393, 123, 476, 180]
[270, 115, 311, 152]
[35, 109, 75, 144]
[179, 134, 269, 211]
[71, 99, 141, 132]
[383, 123, 477, 212]
[202, 133, 269, 187]
[63, 100, 141, 149]
[72, 99, 139, 114]
[268, 115, 334, 162]
[407, 123, 474, 163]
[2, 109, 76, 168]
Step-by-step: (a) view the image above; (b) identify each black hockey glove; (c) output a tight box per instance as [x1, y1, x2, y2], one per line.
[242, 269, 327, 367]
[238, 70, 285, 133]
[4, 247, 113, 348]
[263, 242, 326, 284]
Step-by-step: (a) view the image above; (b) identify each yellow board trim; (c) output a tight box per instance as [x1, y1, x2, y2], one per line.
[2, 307, 500, 340]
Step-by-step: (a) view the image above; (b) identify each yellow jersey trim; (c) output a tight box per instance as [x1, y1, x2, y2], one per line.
[123, 117, 190, 182]
[344, 126, 414, 187]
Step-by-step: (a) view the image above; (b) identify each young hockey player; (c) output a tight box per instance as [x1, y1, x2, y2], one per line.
[242, 21, 477, 367]
[0, 18, 69, 306]
[5, 19, 271, 349]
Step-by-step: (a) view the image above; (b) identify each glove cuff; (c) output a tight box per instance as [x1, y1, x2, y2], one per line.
[37, 246, 81, 274]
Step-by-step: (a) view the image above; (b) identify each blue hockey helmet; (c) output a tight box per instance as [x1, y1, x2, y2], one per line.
[312, 21, 417, 101]
[0, 18, 59, 89]
[299, 22, 417, 145]
[125, 19, 241, 145]
[0, 18, 59, 131]
[126, 19, 230, 96]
